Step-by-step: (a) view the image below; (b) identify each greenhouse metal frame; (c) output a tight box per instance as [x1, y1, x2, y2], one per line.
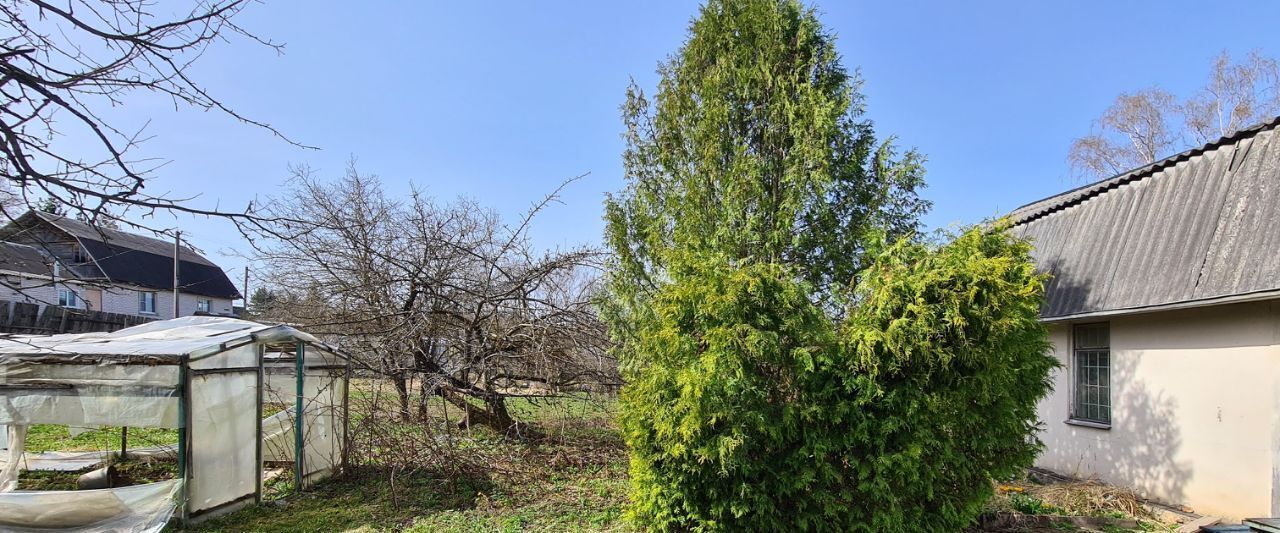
[0, 316, 352, 531]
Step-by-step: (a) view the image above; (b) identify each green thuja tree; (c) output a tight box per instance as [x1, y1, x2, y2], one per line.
[838, 227, 1057, 530]
[605, 0, 1055, 530]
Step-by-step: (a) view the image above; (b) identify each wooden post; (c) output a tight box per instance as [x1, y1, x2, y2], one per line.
[242, 267, 249, 316]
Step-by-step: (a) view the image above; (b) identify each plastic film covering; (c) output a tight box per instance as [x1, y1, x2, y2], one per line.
[0, 362, 179, 387]
[187, 372, 258, 515]
[0, 479, 181, 532]
[0, 424, 26, 491]
[301, 365, 343, 480]
[0, 316, 324, 361]
[260, 408, 293, 463]
[189, 343, 258, 371]
[0, 387, 179, 428]
[259, 353, 347, 478]
[261, 365, 295, 463]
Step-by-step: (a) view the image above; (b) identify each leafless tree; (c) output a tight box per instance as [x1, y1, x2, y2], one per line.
[0, 0, 305, 229]
[1068, 88, 1178, 181]
[1184, 50, 1280, 145]
[249, 164, 616, 435]
[1069, 50, 1280, 182]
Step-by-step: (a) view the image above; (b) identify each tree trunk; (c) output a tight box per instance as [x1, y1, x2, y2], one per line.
[439, 389, 523, 437]
[416, 375, 432, 420]
[392, 374, 411, 421]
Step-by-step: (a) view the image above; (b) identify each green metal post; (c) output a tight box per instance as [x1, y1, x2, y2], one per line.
[294, 342, 305, 492]
[255, 344, 264, 504]
[177, 360, 189, 520]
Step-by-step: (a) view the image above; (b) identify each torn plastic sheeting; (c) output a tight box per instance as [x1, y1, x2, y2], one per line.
[0, 362, 180, 388]
[0, 392, 180, 428]
[261, 408, 293, 463]
[13, 447, 176, 473]
[0, 479, 181, 532]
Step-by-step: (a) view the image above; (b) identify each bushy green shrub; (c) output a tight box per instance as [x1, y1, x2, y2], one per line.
[837, 228, 1057, 530]
[619, 228, 1056, 531]
[619, 260, 841, 530]
[605, 0, 1055, 529]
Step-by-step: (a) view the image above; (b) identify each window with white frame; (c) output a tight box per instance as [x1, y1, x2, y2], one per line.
[138, 291, 157, 314]
[1072, 323, 1111, 425]
[57, 287, 77, 308]
[196, 298, 211, 313]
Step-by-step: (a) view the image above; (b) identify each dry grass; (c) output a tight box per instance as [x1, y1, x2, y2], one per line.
[989, 471, 1163, 522]
[1029, 480, 1151, 518]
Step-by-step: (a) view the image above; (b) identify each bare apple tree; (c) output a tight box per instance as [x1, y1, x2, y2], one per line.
[249, 164, 616, 436]
[0, 0, 305, 227]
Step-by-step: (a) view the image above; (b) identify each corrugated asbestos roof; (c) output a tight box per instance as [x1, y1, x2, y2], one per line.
[1010, 116, 1280, 320]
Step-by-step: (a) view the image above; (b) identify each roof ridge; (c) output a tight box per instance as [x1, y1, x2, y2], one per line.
[33, 211, 213, 264]
[1010, 114, 1280, 225]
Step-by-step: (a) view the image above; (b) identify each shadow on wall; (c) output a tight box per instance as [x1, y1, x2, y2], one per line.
[1039, 259, 1194, 506]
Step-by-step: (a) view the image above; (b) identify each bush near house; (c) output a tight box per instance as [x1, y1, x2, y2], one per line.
[619, 227, 1056, 531]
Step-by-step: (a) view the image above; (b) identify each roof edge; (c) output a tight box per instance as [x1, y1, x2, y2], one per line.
[1012, 115, 1280, 225]
[1040, 288, 1280, 323]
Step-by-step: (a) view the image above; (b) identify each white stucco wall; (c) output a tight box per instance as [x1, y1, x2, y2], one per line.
[1035, 300, 1280, 519]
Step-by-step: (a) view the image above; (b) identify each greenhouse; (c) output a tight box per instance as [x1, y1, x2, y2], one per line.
[0, 316, 351, 531]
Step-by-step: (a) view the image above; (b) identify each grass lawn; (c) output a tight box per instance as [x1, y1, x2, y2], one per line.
[12, 393, 1177, 532]
[173, 394, 630, 532]
[25, 424, 177, 453]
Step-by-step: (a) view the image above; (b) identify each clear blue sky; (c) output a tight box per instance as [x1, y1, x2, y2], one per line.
[107, 1, 1280, 300]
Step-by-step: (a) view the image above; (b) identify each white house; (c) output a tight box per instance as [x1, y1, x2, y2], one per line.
[0, 211, 239, 319]
[1011, 116, 1280, 519]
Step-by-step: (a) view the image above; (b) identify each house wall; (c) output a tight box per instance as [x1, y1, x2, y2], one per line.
[1035, 300, 1280, 519]
[99, 286, 234, 319]
[4, 225, 102, 279]
[0, 273, 58, 306]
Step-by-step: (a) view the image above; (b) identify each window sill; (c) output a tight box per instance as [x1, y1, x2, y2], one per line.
[139, 312, 158, 316]
[1065, 418, 1111, 430]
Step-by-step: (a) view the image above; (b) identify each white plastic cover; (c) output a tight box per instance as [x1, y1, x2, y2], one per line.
[188, 343, 258, 371]
[301, 368, 343, 480]
[187, 372, 258, 514]
[0, 479, 181, 532]
[0, 424, 25, 492]
[260, 408, 294, 463]
[0, 388, 179, 428]
[0, 316, 323, 359]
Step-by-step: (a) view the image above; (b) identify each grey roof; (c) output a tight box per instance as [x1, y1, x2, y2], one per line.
[0, 242, 55, 277]
[0, 212, 240, 299]
[1010, 116, 1280, 320]
[28, 212, 215, 267]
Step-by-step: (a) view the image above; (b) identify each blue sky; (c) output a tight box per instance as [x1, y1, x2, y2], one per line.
[102, 1, 1280, 299]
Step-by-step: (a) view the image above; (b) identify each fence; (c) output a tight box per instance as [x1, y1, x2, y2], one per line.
[0, 300, 151, 334]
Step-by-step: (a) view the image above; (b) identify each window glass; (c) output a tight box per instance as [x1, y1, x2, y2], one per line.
[57, 288, 76, 307]
[139, 291, 157, 314]
[1073, 323, 1111, 424]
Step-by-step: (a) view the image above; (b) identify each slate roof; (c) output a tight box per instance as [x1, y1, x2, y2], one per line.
[1010, 116, 1280, 320]
[0, 241, 54, 277]
[0, 212, 240, 299]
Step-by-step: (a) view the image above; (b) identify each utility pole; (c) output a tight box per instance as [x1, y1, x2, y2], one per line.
[173, 230, 181, 318]
[242, 266, 249, 316]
